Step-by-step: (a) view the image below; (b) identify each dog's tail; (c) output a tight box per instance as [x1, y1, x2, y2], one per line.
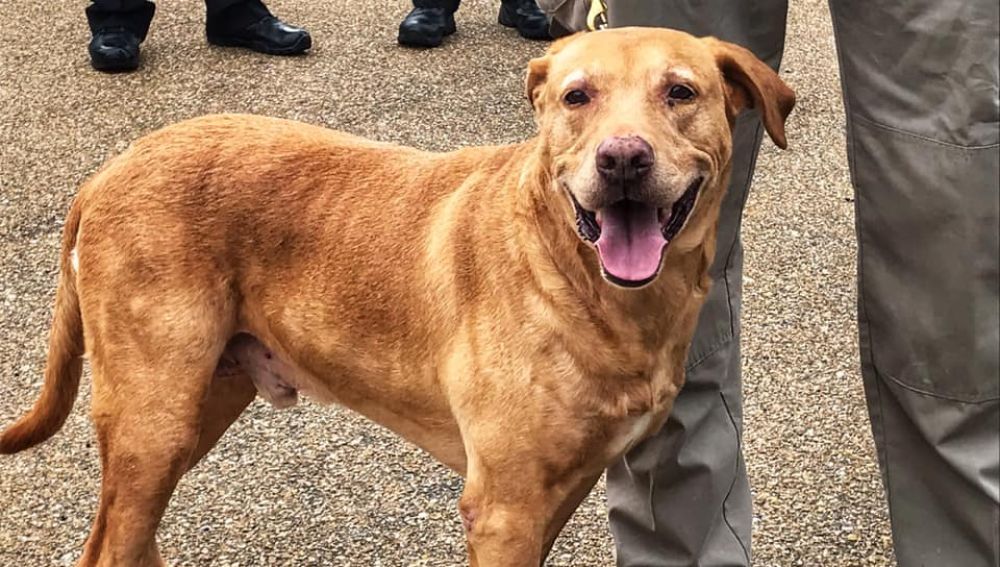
[1, 199, 85, 454]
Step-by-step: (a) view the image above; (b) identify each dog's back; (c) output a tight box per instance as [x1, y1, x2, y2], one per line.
[3, 113, 532, 467]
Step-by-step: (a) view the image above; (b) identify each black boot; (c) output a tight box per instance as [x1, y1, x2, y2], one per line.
[89, 27, 141, 72]
[206, 0, 311, 55]
[498, 0, 551, 40]
[398, 0, 460, 48]
[85, 0, 154, 72]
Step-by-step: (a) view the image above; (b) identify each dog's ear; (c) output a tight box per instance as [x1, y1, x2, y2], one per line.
[526, 33, 584, 112]
[525, 55, 549, 111]
[704, 37, 796, 149]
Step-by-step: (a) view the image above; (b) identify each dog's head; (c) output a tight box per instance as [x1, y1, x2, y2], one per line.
[526, 27, 794, 288]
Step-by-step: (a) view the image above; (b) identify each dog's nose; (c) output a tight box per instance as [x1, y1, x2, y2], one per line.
[596, 136, 654, 183]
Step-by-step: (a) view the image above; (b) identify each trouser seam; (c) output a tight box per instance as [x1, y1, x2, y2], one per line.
[683, 119, 763, 564]
[870, 367, 897, 549]
[714, 62, 768, 567]
[852, 113, 1000, 151]
[685, 337, 732, 372]
[718, 390, 752, 564]
[877, 368, 1000, 404]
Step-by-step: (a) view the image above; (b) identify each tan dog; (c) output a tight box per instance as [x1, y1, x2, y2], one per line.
[1, 28, 793, 566]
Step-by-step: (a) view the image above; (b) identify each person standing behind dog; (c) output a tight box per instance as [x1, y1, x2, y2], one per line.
[540, 1, 1000, 566]
[397, 0, 551, 48]
[86, 0, 311, 73]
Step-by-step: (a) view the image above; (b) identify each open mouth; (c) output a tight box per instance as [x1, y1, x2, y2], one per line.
[571, 177, 703, 287]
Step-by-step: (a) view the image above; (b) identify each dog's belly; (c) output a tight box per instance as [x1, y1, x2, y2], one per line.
[219, 333, 300, 408]
[215, 333, 468, 472]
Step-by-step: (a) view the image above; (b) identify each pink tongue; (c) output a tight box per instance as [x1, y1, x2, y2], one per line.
[595, 201, 667, 283]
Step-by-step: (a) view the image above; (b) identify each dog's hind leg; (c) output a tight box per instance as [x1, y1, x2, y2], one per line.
[186, 362, 257, 471]
[186, 331, 309, 471]
[76, 312, 231, 567]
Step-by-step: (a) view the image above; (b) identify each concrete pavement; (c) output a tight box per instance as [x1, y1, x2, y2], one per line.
[0, 0, 894, 564]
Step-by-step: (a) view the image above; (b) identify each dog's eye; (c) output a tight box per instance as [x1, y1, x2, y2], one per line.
[667, 85, 696, 103]
[563, 89, 591, 106]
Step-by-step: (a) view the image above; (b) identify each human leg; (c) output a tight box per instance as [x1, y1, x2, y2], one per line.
[828, 0, 999, 564]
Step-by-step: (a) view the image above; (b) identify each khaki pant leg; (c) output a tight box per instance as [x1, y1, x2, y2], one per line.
[828, 0, 1000, 565]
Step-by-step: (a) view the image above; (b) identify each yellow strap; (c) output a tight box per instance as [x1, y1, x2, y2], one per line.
[587, 0, 608, 30]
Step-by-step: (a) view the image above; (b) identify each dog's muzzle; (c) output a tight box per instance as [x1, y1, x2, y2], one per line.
[571, 176, 703, 287]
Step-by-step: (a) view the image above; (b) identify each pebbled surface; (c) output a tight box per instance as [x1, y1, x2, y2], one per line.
[0, 0, 893, 565]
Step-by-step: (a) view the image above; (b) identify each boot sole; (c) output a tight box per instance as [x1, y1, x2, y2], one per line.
[90, 53, 140, 73]
[207, 33, 312, 56]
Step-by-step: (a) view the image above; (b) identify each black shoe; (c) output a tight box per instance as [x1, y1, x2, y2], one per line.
[499, 0, 551, 40]
[207, 15, 311, 55]
[89, 27, 141, 72]
[398, 2, 459, 48]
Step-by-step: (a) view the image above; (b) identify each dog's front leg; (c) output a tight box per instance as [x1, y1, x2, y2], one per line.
[458, 456, 601, 566]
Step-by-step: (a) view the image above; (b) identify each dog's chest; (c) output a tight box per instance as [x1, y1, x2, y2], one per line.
[602, 365, 678, 458]
[608, 410, 660, 458]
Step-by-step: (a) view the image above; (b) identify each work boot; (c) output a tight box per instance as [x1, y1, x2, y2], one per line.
[85, 0, 154, 72]
[88, 27, 141, 72]
[498, 0, 551, 40]
[207, 0, 311, 55]
[398, 0, 460, 48]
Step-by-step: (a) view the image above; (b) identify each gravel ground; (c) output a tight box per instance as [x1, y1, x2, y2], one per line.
[0, 0, 894, 565]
